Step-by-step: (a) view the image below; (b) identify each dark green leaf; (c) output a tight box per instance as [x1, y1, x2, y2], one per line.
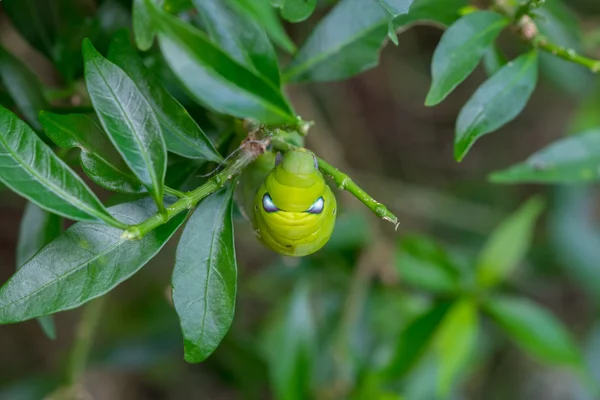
[107, 31, 222, 162]
[484, 295, 582, 367]
[284, 0, 465, 83]
[133, 0, 160, 51]
[0, 105, 123, 226]
[173, 184, 236, 363]
[83, 39, 167, 210]
[383, 301, 452, 379]
[476, 197, 544, 288]
[434, 298, 478, 395]
[490, 129, 600, 183]
[228, 0, 296, 53]
[39, 112, 144, 193]
[455, 51, 538, 161]
[395, 235, 460, 294]
[0, 198, 186, 324]
[425, 11, 508, 106]
[483, 44, 507, 77]
[0, 46, 48, 130]
[267, 280, 316, 400]
[273, 0, 317, 23]
[17, 203, 62, 340]
[193, 0, 281, 86]
[147, 1, 296, 124]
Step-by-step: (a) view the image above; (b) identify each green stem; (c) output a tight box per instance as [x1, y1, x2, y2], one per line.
[533, 37, 600, 72]
[122, 139, 265, 240]
[66, 296, 106, 385]
[164, 186, 190, 199]
[271, 138, 399, 227]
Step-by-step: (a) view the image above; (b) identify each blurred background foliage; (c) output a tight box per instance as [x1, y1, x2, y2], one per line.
[2, 0, 600, 399]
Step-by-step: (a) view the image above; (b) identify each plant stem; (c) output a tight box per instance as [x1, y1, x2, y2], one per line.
[122, 139, 267, 240]
[164, 186, 190, 199]
[66, 296, 106, 386]
[533, 37, 600, 72]
[271, 138, 399, 227]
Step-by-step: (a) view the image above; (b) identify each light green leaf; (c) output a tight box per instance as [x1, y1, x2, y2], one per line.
[425, 11, 508, 106]
[83, 39, 167, 210]
[39, 112, 144, 194]
[491, 129, 600, 183]
[435, 298, 478, 395]
[16, 202, 62, 340]
[284, 0, 465, 83]
[476, 197, 544, 288]
[273, 0, 317, 23]
[147, 0, 296, 124]
[133, 0, 162, 51]
[193, 0, 281, 86]
[483, 44, 508, 77]
[0, 46, 48, 130]
[455, 51, 538, 161]
[0, 198, 187, 324]
[484, 295, 583, 367]
[107, 31, 222, 162]
[0, 105, 124, 227]
[173, 184, 237, 363]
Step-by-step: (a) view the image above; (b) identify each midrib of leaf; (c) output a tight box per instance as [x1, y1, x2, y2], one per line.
[199, 195, 229, 343]
[0, 117, 114, 224]
[282, 14, 388, 81]
[90, 56, 161, 194]
[460, 53, 536, 143]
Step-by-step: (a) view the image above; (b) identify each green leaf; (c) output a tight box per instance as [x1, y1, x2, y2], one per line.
[0, 198, 187, 324]
[383, 301, 452, 379]
[434, 298, 478, 395]
[476, 197, 544, 288]
[0, 46, 48, 130]
[133, 0, 161, 51]
[0, 105, 124, 227]
[107, 31, 222, 163]
[483, 44, 507, 77]
[193, 0, 281, 86]
[395, 235, 460, 294]
[16, 203, 62, 340]
[273, 0, 317, 23]
[147, 1, 296, 125]
[173, 184, 237, 363]
[425, 11, 508, 106]
[490, 129, 600, 183]
[284, 0, 465, 83]
[266, 280, 316, 400]
[39, 112, 145, 194]
[228, 0, 296, 53]
[455, 51, 538, 161]
[83, 39, 167, 210]
[484, 295, 582, 367]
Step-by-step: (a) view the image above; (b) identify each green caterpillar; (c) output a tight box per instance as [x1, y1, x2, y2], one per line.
[252, 148, 337, 257]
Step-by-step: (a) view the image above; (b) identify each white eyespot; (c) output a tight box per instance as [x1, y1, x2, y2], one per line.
[307, 197, 324, 214]
[262, 193, 278, 213]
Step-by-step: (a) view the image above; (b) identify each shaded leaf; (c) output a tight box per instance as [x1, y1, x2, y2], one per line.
[383, 301, 452, 379]
[0, 46, 48, 130]
[83, 39, 167, 210]
[228, 0, 296, 53]
[483, 44, 507, 77]
[395, 235, 460, 294]
[425, 11, 508, 106]
[39, 112, 144, 194]
[133, 0, 161, 51]
[147, 1, 296, 124]
[273, 0, 317, 23]
[0, 198, 187, 324]
[0, 105, 123, 226]
[17, 203, 62, 340]
[284, 0, 465, 83]
[491, 129, 600, 183]
[193, 0, 281, 86]
[173, 184, 236, 363]
[108, 31, 222, 162]
[435, 298, 478, 395]
[484, 295, 582, 367]
[476, 197, 544, 288]
[455, 51, 538, 161]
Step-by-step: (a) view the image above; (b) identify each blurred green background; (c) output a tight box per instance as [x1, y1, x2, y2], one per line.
[2, 0, 600, 399]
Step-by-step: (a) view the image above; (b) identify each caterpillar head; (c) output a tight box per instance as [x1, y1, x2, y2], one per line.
[253, 149, 336, 256]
